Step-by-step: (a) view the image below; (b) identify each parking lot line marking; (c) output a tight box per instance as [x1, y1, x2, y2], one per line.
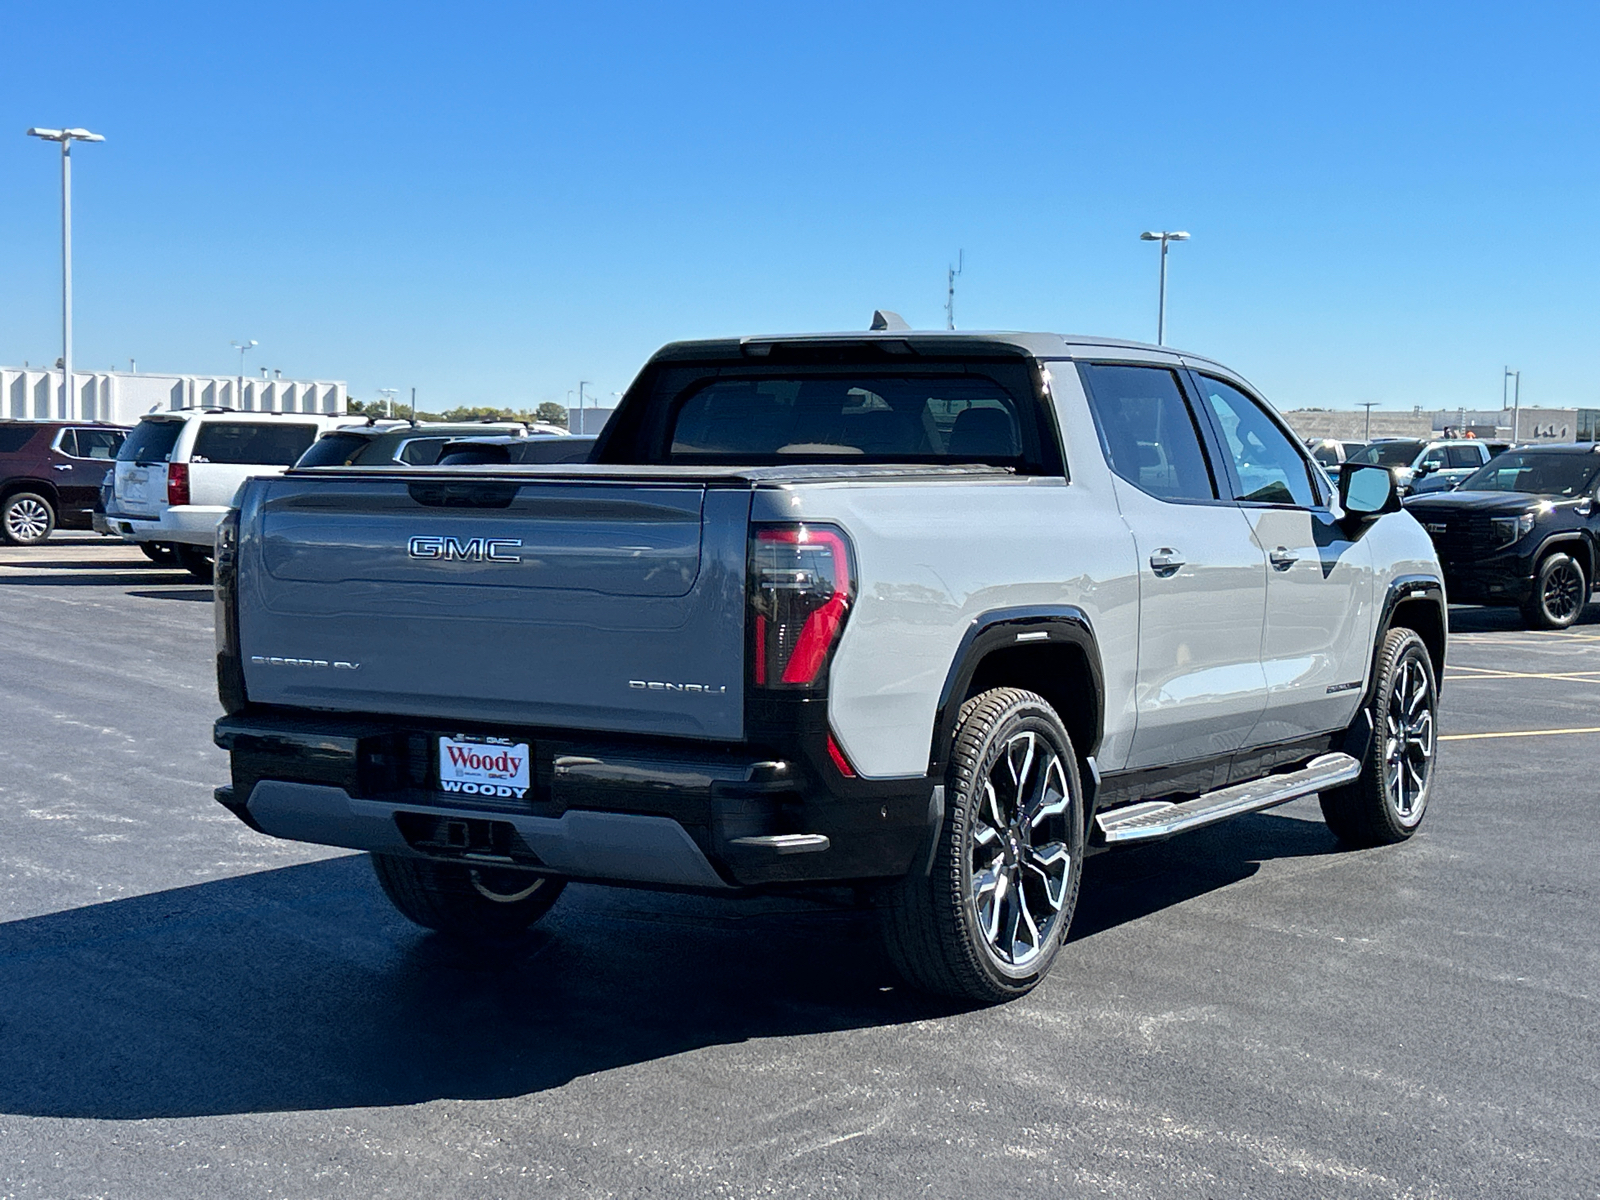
[1440, 726, 1600, 742]
[1446, 668, 1600, 682]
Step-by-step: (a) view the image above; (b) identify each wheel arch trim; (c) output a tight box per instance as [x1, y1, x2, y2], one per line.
[928, 605, 1105, 773]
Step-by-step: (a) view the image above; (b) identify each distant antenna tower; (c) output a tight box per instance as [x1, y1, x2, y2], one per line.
[946, 250, 964, 330]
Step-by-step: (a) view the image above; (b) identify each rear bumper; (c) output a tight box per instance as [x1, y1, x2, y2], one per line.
[106, 504, 226, 547]
[214, 710, 939, 889]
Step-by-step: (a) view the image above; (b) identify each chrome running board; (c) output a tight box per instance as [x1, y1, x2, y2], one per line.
[1095, 752, 1361, 845]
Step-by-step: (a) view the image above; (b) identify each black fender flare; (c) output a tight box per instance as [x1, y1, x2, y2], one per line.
[1343, 574, 1446, 763]
[927, 605, 1105, 775]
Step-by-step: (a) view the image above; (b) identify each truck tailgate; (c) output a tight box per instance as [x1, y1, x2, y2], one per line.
[236, 475, 751, 739]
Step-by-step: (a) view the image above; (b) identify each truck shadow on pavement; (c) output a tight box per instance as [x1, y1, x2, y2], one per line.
[0, 812, 1338, 1120]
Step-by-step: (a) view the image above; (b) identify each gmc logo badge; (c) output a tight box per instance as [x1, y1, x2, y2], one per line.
[407, 536, 522, 562]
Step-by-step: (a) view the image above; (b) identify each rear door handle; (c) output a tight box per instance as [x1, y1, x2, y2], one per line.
[1270, 546, 1299, 571]
[1149, 548, 1186, 577]
[53, 463, 73, 471]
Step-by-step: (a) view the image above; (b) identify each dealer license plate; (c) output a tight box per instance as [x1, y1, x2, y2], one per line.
[437, 736, 531, 801]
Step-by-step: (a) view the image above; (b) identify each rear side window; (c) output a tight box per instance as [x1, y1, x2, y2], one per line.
[191, 422, 318, 466]
[1446, 445, 1482, 468]
[1078, 364, 1217, 502]
[396, 437, 451, 465]
[666, 374, 1028, 465]
[118, 420, 184, 463]
[68, 429, 124, 459]
[0, 427, 35, 454]
[296, 431, 372, 467]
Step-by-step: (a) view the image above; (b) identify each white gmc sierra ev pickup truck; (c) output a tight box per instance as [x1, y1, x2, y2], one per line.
[211, 331, 1446, 1003]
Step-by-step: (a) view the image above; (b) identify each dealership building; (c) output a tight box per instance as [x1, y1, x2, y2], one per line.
[1, 365, 346, 426]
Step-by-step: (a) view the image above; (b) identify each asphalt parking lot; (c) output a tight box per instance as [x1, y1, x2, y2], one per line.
[1, 537, 1596, 1200]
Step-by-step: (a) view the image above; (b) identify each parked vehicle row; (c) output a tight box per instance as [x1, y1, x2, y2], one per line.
[1405, 443, 1600, 629]
[212, 328, 1450, 1004]
[0, 420, 128, 545]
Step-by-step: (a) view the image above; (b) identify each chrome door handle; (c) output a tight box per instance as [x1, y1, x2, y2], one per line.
[1270, 546, 1299, 571]
[53, 463, 73, 471]
[1149, 548, 1186, 577]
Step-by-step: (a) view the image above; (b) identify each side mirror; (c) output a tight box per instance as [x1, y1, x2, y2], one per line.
[1339, 463, 1401, 523]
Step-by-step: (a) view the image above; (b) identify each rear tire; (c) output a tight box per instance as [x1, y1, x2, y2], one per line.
[174, 543, 214, 582]
[1521, 551, 1588, 630]
[877, 687, 1084, 1004]
[1, 492, 56, 546]
[1321, 627, 1437, 847]
[371, 854, 565, 942]
[139, 541, 180, 566]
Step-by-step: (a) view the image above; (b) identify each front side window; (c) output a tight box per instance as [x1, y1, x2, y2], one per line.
[1197, 377, 1318, 507]
[296, 431, 372, 467]
[1419, 446, 1448, 470]
[191, 422, 319, 466]
[1078, 364, 1217, 502]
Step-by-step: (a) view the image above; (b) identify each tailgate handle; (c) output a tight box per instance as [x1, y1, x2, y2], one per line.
[407, 482, 520, 508]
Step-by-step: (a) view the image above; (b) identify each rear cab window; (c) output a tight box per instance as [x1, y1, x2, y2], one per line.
[603, 356, 1061, 474]
[118, 420, 185, 464]
[190, 422, 319, 466]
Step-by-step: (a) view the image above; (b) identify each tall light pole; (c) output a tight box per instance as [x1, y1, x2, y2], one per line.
[1504, 367, 1521, 443]
[231, 340, 257, 409]
[577, 380, 591, 433]
[1359, 401, 1379, 442]
[27, 127, 105, 420]
[946, 250, 964, 330]
[1139, 230, 1189, 346]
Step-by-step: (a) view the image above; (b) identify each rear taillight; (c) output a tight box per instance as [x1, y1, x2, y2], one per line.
[167, 462, 190, 507]
[749, 524, 855, 691]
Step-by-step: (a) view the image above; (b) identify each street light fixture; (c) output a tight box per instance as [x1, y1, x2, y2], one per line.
[27, 126, 105, 420]
[1139, 230, 1189, 346]
[231, 340, 258, 409]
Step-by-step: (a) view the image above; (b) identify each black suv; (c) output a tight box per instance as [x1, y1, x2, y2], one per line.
[0, 420, 128, 545]
[1405, 444, 1600, 629]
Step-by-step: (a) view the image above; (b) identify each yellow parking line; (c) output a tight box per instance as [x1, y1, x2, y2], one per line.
[1440, 726, 1600, 742]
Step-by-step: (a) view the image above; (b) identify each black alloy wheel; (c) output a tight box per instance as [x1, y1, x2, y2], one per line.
[878, 687, 1084, 1004]
[1523, 552, 1589, 630]
[1, 492, 56, 546]
[1321, 626, 1437, 847]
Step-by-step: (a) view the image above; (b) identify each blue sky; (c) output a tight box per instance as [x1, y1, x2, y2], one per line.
[2, 1, 1595, 414]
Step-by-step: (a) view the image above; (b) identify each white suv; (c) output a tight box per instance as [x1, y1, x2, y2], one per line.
[108, 409, 363, 579]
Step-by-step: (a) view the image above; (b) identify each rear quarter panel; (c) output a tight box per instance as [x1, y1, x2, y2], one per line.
[766, 362, 1140, 779]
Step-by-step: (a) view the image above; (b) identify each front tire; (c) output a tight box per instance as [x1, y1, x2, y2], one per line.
[1521, 551, 1588, 630]
[371, 854, 565, 942]
[1, 492, 56, 546]
[1321, 627, 1438, 847]
[878, 688, 1084, 1004]
[174, 543, 214, 582]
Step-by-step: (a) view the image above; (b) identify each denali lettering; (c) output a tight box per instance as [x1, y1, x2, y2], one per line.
[407, 535, 523, 562]
[629, 679, 729, 695]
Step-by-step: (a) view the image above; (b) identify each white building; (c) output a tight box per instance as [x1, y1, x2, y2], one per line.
[0, 366, 346, 426]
